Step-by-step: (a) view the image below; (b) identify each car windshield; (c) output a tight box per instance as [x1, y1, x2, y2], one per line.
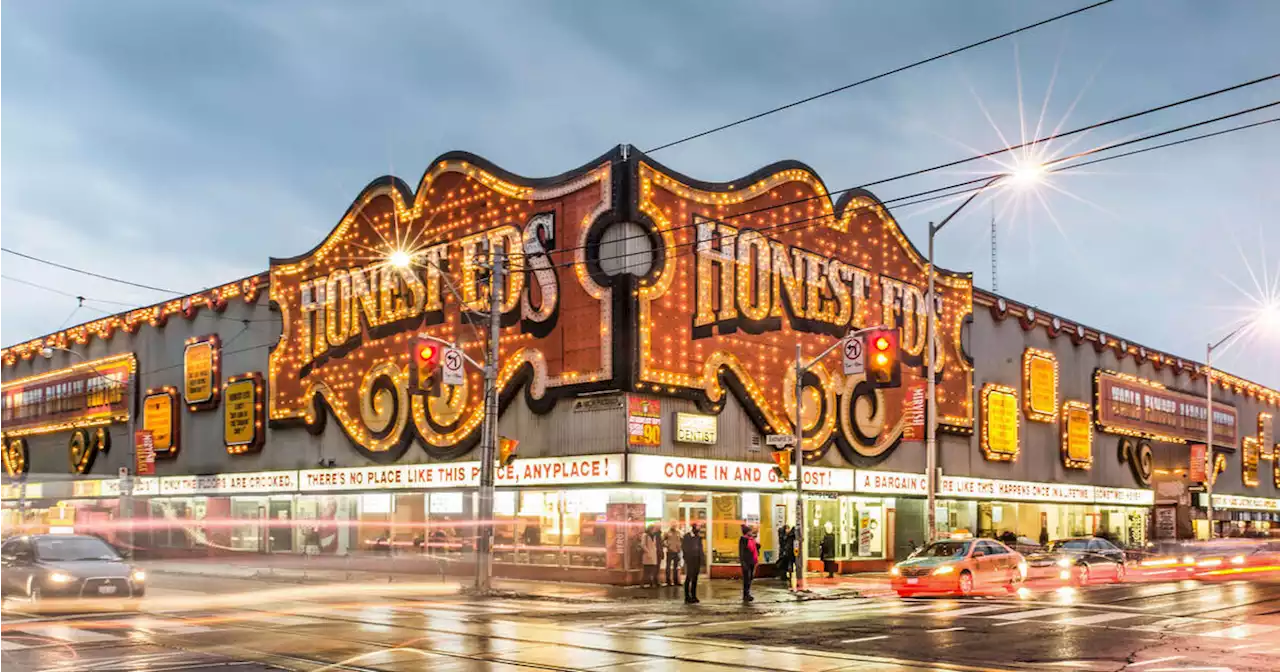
[33, 537, 120, 561]
[915, 541, 971, 558]
[1046, 539, 1089, 552]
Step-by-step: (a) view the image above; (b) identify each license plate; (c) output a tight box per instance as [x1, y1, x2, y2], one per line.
[98, 585, 117, 595]
[906, 578, 919, 585]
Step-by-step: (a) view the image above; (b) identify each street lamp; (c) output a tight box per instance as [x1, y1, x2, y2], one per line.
[40, 345, 137, 556]
[925, 168, 1043, 543]
[1204, 302, 1280, 535]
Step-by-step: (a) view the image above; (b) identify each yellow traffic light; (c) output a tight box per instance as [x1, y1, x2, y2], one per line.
[498, 436, 519, 468]
[866, 328, 900, 386]
[771, 448, 791, 480]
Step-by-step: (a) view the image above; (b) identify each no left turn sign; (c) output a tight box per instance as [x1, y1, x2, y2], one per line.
[442, 347, 465, 386]
[842, 336, 865, 375]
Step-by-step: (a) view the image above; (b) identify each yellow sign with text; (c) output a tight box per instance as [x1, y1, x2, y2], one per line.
[1063, 401, 1092, 468]
[184, 341, 215, 406]
[143, 391, 175, 453]
[982, 384, 1019, 461]
[224, 378, 257, 446]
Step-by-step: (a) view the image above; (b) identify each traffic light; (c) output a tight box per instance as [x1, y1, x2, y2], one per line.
[408, 338, 441, 393]
[498, 436, 519, 468]
[770, 448, 791, 480]
[865, 328, 900, 387]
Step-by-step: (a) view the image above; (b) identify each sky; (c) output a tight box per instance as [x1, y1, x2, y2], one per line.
[2, 0, 1278, 386]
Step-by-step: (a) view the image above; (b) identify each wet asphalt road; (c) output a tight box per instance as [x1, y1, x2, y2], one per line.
[2, 574, 1278, 671]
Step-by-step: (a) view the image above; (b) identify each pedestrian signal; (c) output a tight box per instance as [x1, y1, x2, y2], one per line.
[498, 437, 519, 468]
[409, 338, 441, 393]
[771, 448, 791, 480]
[865, 328, 900, 387]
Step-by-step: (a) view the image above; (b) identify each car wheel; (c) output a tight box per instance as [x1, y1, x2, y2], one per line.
[1114, 563, 1126, 583]
[959, 571, 974, 596]
[1077, 563, 1089, 586]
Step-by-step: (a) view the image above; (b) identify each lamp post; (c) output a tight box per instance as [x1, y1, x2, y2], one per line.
[791, 325, 884, 591]
[925, 167, 1042, 542]
[1203, 319, 1267, 536]
[40, 346, 135, 555]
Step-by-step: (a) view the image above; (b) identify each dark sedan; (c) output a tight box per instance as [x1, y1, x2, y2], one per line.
[1, 534, 146, 609]
[1025, 536, 1126, 585]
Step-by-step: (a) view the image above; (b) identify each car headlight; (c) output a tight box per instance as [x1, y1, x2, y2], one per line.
[1182, 555, 1195, 565]
[1057, 558, 1072, 568]
[932, 565, 955, 575]
[131, 570, 147, 582]
[48, 571, 74, 584]
[1059, 570, 1072, 580]
[1230, 555, 1246, 566]
[1018, 561, 1028, 577]
[889, 566, 900, 576]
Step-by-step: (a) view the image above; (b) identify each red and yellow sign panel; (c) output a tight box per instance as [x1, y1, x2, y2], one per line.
[1023, 348, 1058, 423]
[634, 157, 973, 459]
[0, 353, 135, 437]
[981, 384, 1019, 461]
[627, 396, 662, 447]
[1061, 400, 1092, 469]
[1095, 370, 1238, 447]
[268, 152, 616, 459]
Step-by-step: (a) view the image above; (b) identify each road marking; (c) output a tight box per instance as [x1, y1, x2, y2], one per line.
[1197, 623, 1279, 639]
[129, 618, 217, 635]
[1127, 616, 1204, 632]
[926, 605, 1018, 617]
[34, 624, 119, 643]
[1047, 662, 1100, 669]
[0, 639, 31, 651]
[1126, 657, 1184, 668]
[841, 635, 889, 644]
[1056, 611, 1144, 626]
[988, 607, 1074, 621]
[926, 627, 965, 633]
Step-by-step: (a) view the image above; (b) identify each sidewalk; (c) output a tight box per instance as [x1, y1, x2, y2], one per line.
[140, 554, 884, 604]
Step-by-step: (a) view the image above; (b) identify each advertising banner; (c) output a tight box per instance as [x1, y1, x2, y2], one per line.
[1095, 370, 1237, 447]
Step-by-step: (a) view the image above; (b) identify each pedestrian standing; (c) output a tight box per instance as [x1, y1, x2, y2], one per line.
[820, 523, 837, 578]
[739, 524, 759, 602]
[641, 524, 660, 587]
[776, 525, 794, 583]
[682, 523, 704, 603]
[663, 524, 682, 586]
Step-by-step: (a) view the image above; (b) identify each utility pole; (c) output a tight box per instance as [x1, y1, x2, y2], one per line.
[793, 344, 805, 591]
[475, 245, 505, 593]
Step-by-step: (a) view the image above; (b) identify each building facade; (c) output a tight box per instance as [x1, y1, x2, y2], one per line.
[3, 146, 1278, 584]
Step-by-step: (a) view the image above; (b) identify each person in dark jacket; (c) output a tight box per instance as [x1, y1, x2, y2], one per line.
[739, 524, 759, 602]
[682, 524, 704, 603]
[820, 523, 837, 578]
[776, 525, 794, 584]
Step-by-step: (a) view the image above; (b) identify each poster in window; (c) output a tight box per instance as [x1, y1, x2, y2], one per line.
[142, 387, 180, 458]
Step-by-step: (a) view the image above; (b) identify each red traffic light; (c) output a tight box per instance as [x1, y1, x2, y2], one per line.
[409, 338, 442, 393]
[873, 336, 891, 351]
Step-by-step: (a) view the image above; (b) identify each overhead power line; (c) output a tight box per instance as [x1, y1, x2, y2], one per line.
[0, 274, 140, 307]
[1, 247, 183, 295]
[646, 0, 1118, 153]
[585, 110, 1280, 271]
[502, 75, 1280, 266]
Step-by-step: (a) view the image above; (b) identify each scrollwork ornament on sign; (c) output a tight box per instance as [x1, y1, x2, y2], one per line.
[2, 438, 28, 477]
[1118, 437, 1153, 487]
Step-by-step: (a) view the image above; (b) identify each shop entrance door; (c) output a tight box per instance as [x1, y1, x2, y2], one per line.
[675, 502, 709, 576]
